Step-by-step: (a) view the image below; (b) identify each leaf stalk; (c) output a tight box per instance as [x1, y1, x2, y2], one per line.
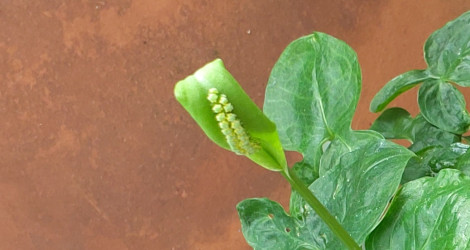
[281, 168, 361, 250]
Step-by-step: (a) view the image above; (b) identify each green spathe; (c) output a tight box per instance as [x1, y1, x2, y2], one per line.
[174, 59, 287, 171]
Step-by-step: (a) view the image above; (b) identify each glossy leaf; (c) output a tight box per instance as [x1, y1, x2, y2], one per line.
[238, 138, 413, 249]
[311, 139, 413, 249]
[427, 143, 469, 172]
[418, 79, 470, 134]
[369, 108, 460, 152]
[371, 11, 470, 115]
[370, 107, 414, 140]
[366, 169, 470, 250]
[408, 114, 461, 152]
[370, 70, 429, 112]
[402, 143, 469, 183]
[401, 146, 437, 184]
[318, 130, 384, 175]
[456, 150, 470, 177]
[290, 130, 383, 219]
[290, 160, 316, 187]
[237, 198, 319, 250]
[264, 32, 361, 176]
[424, 11, 470, 86]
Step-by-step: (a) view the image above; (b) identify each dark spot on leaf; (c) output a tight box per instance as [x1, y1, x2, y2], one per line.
[268, 213, 274, 219]
[285, 227, 291, 233]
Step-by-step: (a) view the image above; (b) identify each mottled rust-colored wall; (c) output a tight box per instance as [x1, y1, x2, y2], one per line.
[1, 1, 470, 249]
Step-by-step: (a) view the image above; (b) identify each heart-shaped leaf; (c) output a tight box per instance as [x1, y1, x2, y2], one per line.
[418, 79, 470, 134]
[425, 11, 470, 86]
[402, 143, 469, 183]
[366, 169, 470, 250]
[238, 138, 413, 249]
[369, 107, 414, 140]
[369, 108, 460, 152]
[264, 32, 361, 177]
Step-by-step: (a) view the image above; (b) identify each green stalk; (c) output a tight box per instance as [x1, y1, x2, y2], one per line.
[281, 168, 361, 250]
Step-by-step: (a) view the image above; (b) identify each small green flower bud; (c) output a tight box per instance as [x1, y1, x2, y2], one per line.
[221, 128, 232, 136]
[227, 113, 237, 122]
[234, 128, 245, 135]
[219, 121, 229, 130]
[212, 104, 223, 113]
[219, 95, 229, 105]
[215, 113, 226, 122]
[231, 120, 242, 129]
[207, 93, 219, 103]
[223, 103, 234, 112]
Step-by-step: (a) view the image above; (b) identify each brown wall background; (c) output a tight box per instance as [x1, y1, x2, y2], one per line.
[2, 1, 470, 249]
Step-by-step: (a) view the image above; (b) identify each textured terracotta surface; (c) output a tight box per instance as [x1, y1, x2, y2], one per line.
[2, 1, 470, 249]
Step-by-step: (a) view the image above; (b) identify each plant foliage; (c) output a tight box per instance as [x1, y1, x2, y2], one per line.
[238, 11, 470, 249]
[175, 10, 470, 250]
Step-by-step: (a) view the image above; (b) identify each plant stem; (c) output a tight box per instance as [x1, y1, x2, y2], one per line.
[281, 168, 361, 250]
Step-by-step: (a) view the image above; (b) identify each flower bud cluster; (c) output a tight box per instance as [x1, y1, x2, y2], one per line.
[207, 88, 258, 155]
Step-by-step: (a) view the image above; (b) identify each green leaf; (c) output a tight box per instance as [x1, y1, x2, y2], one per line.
[290, 130, 383, 219]
[401, 146, 437, 184]
[402, 143, 469, 183]
[418, 79, 470, 134]
[370, 70, 430, 112]
[238, 138, 413, 249]
[311, 139, 413, 249]
[456, 150, 470, 177]
[290, 160, 317, 187]
[427, 143, 469, 172]
[369, 108, 460, 152]
[174, 59, 287, 171]
[370, 107, 414, 140]
[408, 114, 461, 152]
[264, 32, 361, 176]
[318, 130, 384, 175]
[424, 11, 470, 86]
[366, 169, 470, 250]
[237, 198, 319, 250]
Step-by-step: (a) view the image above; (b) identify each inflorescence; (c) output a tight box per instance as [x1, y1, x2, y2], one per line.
[207, 88, 258, 155]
